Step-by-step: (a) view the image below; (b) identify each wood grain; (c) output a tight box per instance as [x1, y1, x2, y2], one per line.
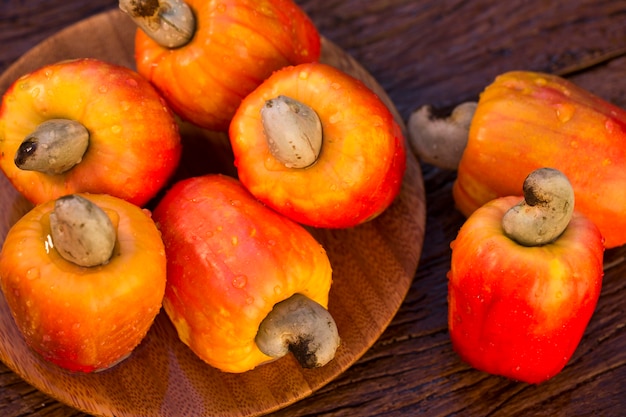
[2, 0, 626, 416]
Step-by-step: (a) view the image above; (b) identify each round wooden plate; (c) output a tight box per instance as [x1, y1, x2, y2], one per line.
[0, 9, 426, 417]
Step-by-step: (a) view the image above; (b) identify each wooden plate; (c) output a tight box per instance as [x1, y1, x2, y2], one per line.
[0, 9, 426, 417]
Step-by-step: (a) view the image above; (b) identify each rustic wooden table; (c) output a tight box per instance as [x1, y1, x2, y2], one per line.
[2, 1, 626, 416]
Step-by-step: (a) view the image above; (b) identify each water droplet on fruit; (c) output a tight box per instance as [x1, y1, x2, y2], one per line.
[534, 78, 547, 86]
[126, 78, 138, 88]
[263, 155, 285, 171]
[605, 119, 616, 134]
[26, 268, 40, 280]
[274, 285, 282, 295]
[330, 82, 341, 90]
[216, 2, 226, 12]
[99, 85, 108, 94]
[298, 70, 309, 80]
[555, 103, 575, 123]
[30, 87, 41, 98]
[245, 296, 255, 305]
[230, 199, 242, 207]
[231, 236, 238, 245]
[111, 125, 122, 134]
[232, 275, 247, 289]
[121, 101, 131, 111]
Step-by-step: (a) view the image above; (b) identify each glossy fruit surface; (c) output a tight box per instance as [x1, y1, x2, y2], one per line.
[0, 193, 167, 372]
[152, 174, 333, 372]
[448, 195, 604, 384]
[453, 70, 626, 248]
[229, 62, 406, 228]
[0, 58, 182, 207]
[134, 0, 321, 131]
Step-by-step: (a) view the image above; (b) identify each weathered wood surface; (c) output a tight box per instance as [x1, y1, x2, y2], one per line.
[1, 0, 626, 416]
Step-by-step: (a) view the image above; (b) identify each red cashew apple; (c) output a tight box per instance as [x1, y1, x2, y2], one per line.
[448, 168, 604, 384]
[122, 0, 321, 131]
[0, 193, 167, 372]
[152, 174, 339, 373]
[229, 62, 406, 228]
[409, 70, 626, 248]
[0, 58, 182, 207]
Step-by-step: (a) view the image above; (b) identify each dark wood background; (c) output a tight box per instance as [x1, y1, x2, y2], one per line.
[2, 0, 626, 415]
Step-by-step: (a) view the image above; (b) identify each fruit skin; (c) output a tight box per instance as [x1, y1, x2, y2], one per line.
[152, 174, 333, 373]
[448, 196, 604, 384]
[0, 58, 182, 207]
[134, 0, 321, 131]
[229, 62, 406, 229]
[453, 70, 626, 248]
[0, 193, 167, 372]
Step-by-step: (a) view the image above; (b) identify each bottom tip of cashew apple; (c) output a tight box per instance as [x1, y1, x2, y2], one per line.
[256, 293, 340, 369]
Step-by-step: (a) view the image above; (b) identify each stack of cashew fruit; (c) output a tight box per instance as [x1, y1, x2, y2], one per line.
[409, 70, 626, 384]
[1, 0, 622, 387]
[0, 0, 406, 373]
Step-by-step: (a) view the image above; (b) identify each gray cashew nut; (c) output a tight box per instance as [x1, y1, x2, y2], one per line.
[407, 101, 476, 170]
[256, 293, 340, 369]
[502, 168, 575, 246]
